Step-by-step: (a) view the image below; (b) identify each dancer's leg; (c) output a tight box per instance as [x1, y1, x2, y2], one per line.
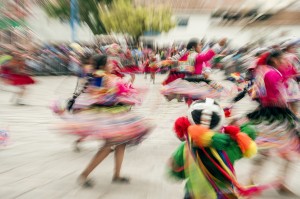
[80, 143, 112, 179]
[151, 72, 155, 84]
[113, 143, 126, 178]
[74, 137, 86, 152]
[15, 86, 26, 105]
[113, 143, 129, 183]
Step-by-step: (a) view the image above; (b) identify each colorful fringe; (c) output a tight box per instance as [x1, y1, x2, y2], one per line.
[182, 124, 272, 198]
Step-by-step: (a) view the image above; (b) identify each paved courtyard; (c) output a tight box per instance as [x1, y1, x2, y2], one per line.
[0, 74, 299, 199]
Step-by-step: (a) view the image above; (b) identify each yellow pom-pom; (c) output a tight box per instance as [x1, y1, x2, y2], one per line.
[243, 141, 257, 158]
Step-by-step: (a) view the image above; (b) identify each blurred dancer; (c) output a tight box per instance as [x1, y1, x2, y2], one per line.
[235, 50, 300, 195]
[53, 55, 153, 187]
[169, 99, 270, 199]
[149, 52, 160, 84]
[121, 48, 141, 83]
[0, 52, 35, 105]
[106, 43, 125, 78]
[162, 38, 226, 86]
[143, 53, 151, 79]
[161, 70, 237, 106]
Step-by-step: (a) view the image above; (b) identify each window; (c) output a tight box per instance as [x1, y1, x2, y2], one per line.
[176, 17, 189, 27]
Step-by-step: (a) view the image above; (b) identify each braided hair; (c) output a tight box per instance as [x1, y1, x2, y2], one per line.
[66, 74, 93, 112]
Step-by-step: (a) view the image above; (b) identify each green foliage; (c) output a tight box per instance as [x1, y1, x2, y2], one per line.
[41, 0, 112, 35]
[100, 0, 174, 40]
[40, 0, 174, 38]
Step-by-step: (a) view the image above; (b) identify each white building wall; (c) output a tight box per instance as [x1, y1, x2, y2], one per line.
[154, 14, 300, 47]
[26, 6, 300, 47]
[26, 5, 94, 43]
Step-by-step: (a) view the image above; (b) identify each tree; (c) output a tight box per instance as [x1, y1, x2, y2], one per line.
[100, 0, 175, 42]
[40, 0, 112, 35]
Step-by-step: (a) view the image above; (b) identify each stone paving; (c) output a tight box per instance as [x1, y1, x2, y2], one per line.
[0, 74, 299, 199]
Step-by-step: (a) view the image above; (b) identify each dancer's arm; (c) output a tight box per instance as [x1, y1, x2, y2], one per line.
[195, 38, 226, 62]
[169, 49, 187, 61]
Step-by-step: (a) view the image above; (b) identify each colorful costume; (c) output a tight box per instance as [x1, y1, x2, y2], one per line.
[105, 44, 125, 78]
[0, 56, 35, 86]
[1, 66, 35, 86]
[169, 99, 270, 199]
[163, 45, 220, 86]
[161, 70, 238, 105]
[53, 70, 153, 146]
[143, 59, 151, 74]
[245, 65, 300, 153]
[234, 52, 300, 155]
[149, 56, 159, 73]
[120, 49, 141, 74]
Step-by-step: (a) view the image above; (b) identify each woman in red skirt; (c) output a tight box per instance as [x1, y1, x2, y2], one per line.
[0, 52, 35, 105]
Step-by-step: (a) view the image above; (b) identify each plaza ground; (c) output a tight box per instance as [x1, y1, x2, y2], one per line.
[0, 74, 299, 199]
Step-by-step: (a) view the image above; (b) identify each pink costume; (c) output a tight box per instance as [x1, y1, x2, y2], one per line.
[260, 67, 286, 107]
[162, 47, 218, 85]
[192, 49, 215, 75]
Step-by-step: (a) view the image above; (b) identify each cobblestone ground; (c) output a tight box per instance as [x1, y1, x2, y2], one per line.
[0, 74, 299, 199]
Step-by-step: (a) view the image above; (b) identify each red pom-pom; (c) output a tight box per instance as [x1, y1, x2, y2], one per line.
[174, 117, 191, 141]
[223, 125, 240, 140]
[223, 108, 231, 118]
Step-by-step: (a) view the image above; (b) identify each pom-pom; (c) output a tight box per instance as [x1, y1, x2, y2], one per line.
[224, 125, 257, 157]
[243, 141, 257, 158]
[240, 123, 257, 140]
[211, 133, 231, 150]
[236, 133, 257, 158]
[223, 126, 240, 140]
[188, 125, 214, 147]
[223, 108, 231, 118]
[174, 117, 191, 141]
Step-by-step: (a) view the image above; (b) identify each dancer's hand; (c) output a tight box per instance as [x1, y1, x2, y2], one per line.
[203, 72, 209, 79]
[218, 38, 227, 47]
